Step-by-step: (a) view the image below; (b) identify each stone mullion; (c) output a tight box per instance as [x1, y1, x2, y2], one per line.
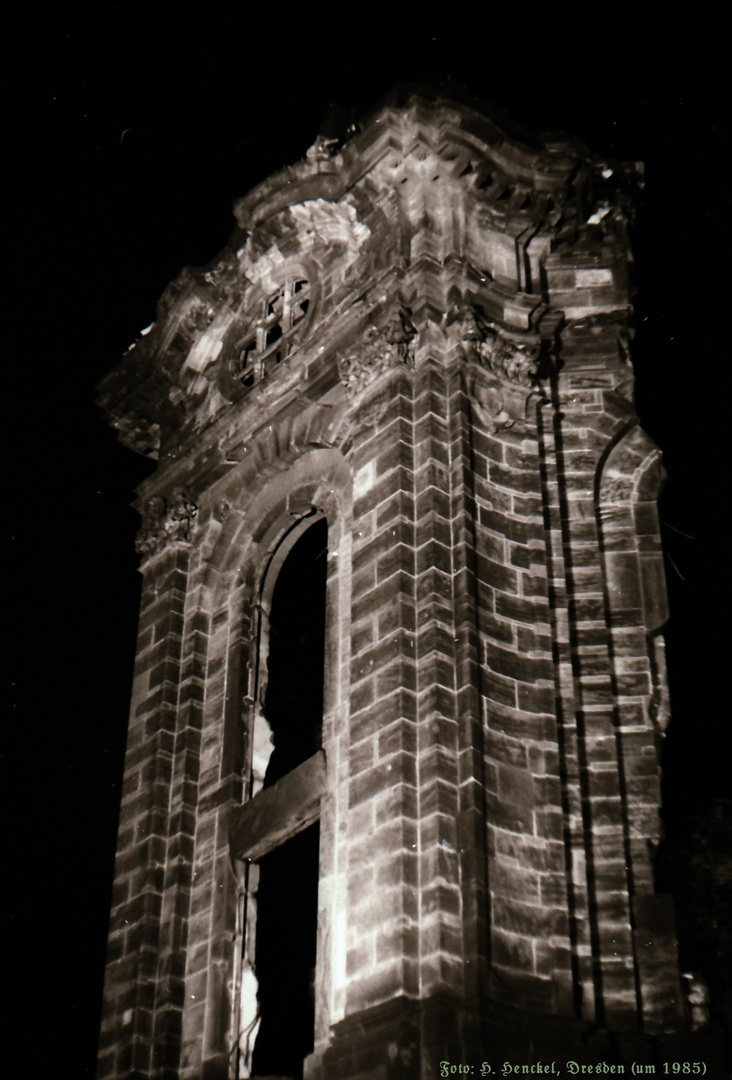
[447, 372, 488, 1009]
[555, 395, 639, 1029]
[412, 361, 464, 1002]
[344, 374, 419, 1015]
[98, 545, 190, 1080]
[536, 399, 595, 1022]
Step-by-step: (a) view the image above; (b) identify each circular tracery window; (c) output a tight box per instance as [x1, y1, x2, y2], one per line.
[232, 277, 312, 389]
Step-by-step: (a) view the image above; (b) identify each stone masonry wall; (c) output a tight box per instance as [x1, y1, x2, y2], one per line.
[97, 94, 694, 1079]
[98, 544, 196, 1079]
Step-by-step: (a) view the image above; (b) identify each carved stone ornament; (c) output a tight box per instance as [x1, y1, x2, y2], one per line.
[455, 303, 539, 389]
[479, 328, 539, 388]
[453, 303, 484, 349]
[305, 134, 340, 161]
[338, 311, 416, 398]
[471, 386, 516, 434]
[135, 487, 198, 559]
[183, 302, 216, 334]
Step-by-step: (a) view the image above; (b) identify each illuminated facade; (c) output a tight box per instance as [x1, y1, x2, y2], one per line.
[97, 92, 699, 1078]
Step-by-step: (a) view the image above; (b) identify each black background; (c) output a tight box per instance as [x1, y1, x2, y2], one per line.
[6, 2, 730, 1074]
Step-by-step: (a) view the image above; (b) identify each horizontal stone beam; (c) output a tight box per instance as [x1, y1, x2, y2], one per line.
[229, 750, 326, 861]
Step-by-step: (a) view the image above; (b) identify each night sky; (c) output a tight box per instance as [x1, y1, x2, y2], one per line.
[7, 3, 730, 1074]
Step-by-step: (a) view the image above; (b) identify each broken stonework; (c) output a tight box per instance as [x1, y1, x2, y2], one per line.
[96, 90, 718, 1080]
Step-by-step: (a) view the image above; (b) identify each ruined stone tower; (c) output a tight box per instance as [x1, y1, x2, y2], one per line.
[98, 92, 696, 1078]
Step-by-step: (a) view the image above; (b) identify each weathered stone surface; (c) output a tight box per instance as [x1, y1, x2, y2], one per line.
[95, 90, 706, 1080]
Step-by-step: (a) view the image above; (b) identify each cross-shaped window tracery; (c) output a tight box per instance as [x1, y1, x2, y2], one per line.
[234, 278, 311, 388]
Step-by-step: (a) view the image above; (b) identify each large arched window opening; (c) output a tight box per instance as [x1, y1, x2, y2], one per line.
[231, 513, 328, 1080]
[259, 515, 327, 787]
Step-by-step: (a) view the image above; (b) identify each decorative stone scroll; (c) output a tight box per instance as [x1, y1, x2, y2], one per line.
[470, 387, 517, 434]
[135, 487, 198, 559]
[338, 310, 416, 398]
[479, 326, 539, 387]
[454, 303, 540, 388]
[450, 303, 546, 433]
